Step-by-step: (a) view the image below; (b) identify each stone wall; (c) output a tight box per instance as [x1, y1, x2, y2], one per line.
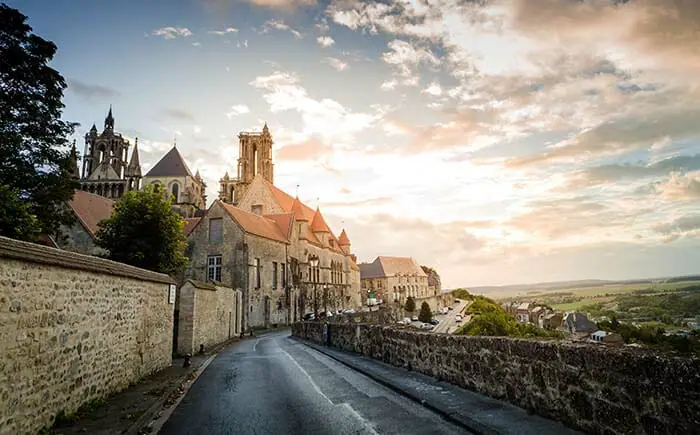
[56, 222, 106, 257]
[0, 236, 174, 435]
[292, 322, 700, 435]
[176, 280, 241, 355]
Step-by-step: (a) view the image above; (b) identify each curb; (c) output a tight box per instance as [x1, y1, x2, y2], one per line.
[294, 337, 500, 435]
[125, 354, 217, 435]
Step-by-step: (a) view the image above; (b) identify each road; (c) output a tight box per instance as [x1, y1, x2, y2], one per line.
[432, 299, 469, 334]
[160, 330, 470, 435]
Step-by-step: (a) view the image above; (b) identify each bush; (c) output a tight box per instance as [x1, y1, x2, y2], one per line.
[404, 296, 416, 312]
[418, 302, 432, 323]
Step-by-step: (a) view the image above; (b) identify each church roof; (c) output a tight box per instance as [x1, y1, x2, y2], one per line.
[359, 256, 427, 279]
[266, 180, 315, 221]
[145, 146, 193, 178]
[221, 201, 289, 244]
[338, 229, 350, 245]
[69, 191, 114, 238]
[264, 213, 294, 239]
[290, 197, 308, 221]
[310, 208, 331, 233]
[126, 139, 142, 177]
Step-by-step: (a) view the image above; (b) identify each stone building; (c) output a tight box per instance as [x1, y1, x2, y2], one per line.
[359, 256, 429, 305]
[186, 123, 361, 331]
[56, 190, 114, 256]
[78, 107, 142, 199]
[142, 145, 207, 218]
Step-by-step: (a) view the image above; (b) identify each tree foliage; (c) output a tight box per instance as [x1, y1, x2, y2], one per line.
[0, 4, 78, 241]
[451, 288, 474, 300]
[418, 301, 432, 323]
[96, 186, 188, 275]
[404, 296, 416, 312]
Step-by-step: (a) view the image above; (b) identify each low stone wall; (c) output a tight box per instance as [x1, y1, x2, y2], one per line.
[292, 322, 700, 435]
[0, 236, 175, 434]
[176, 280, 241, 355]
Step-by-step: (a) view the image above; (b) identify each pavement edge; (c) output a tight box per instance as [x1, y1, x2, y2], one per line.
[125, 353, 217, 435]
[293, 337, 500, 435]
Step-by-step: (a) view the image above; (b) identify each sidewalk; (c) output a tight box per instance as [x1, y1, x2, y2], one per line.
[48, 338, 241, 435]
[297, 338, 581, 435]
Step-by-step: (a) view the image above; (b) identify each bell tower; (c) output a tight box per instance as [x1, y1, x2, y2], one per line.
[220, 123, 274, 205]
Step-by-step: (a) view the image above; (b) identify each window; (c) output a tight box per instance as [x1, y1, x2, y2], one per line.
[255, 258, 261, 289]
[273, 262, 278, 289]
[252, 204, 263, 215]
[207, 255, 222, 282]
[209, 218, 223, 243]
[171, 183, 179, 202]
[281, 263, 286, 287]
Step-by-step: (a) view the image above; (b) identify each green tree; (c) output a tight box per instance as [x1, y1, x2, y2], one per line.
[418, 301, 432, 323]
[405, 296, 416, 312]
[96, 186, 188, 275]
[0, 4, 78, 241]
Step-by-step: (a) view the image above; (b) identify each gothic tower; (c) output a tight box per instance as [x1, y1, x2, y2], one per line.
[79, 106, 140, 199]
[219, 122, 274, 205]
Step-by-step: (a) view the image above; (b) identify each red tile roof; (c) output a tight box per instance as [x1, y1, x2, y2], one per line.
[184, 217, 201, 236]
[290, 197, 308, 221]
[338, 229, 350, 245]
[69, 191, 114, 237]
[267, 181, 315, 221]
[221, 201, 289, 244]
[310, 208, 331, 233]
[264, 213, 294, 239]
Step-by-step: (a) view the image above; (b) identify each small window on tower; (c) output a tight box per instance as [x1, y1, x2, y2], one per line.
[252, 204, 263, 215]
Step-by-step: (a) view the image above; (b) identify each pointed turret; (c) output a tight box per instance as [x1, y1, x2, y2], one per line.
[68, 140, 80, 179]
[89, 123, 98, 136]
[338, 228, 351, 254]
[126, 137, 142, 177]
[291, 196, 308, 221]
[310, 207, 331, 233]
[195, 169, 202, 181]
[262, 122, 270, 135]
[104, 105, 114, 130]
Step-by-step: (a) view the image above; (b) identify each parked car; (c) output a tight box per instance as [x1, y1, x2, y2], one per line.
[411, 315, 419, 322]
[447, 306, 453, 311]
[420, 323, 434, 330]
[455, 314, 463, 323]
[430, 318, 440, 325]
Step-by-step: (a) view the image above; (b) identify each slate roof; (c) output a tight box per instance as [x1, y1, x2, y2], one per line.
[221, 201, 289, 243]
[69, 191, 114, 237]
[359, 256, 427, 279]
[145, 146, 193, 177]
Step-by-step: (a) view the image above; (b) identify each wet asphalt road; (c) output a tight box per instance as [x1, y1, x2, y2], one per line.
[160, 330, 470, 435]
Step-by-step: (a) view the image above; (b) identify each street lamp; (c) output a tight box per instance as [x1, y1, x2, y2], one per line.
[309, 255, 319, 319]
[323, 285, 328, 315]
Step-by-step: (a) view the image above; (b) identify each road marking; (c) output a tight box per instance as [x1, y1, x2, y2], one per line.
[253, 338, 260, 352]
[280, 347, 379, 435]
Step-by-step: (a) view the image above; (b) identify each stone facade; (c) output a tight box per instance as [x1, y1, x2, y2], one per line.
[56, 221, 106, 257]
[293, 322, 700, 435]
[176, 280, 242, 355]
[359, 256, 430, 304]
[0, 236, 174, 435]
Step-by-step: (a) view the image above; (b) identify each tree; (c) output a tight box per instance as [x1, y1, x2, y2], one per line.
[96, 186, 188, 275]
[404, 296, 416, 312]
[418, 301, 432, 323]
[0, 4, 78, 241]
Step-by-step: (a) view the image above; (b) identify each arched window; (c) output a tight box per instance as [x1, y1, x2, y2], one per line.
[171, 183, 179, 202]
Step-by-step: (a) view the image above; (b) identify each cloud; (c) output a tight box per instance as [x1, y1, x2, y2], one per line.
[192, 42, 202, 47]
[249, 71, 379, 145]
[160, 108, 196, 122]
[276, 136, 326, 161]
[317, 36, 335, 47]
[226, 105, 251, 118]
[67, 80, 119, 101]
[208, 27, 238, 35]
[324, 197, 393, 208]
[423, 80, 442, 97]
[151, 27, 193, 40]
[260, 19, 303, 39]
[324, 57, 348, 71]
[381, 39, 439, 80]
[658, 172, 700, 201]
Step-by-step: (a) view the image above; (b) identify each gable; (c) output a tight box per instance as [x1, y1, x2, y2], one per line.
[237, 176, 285, 215]
[88, 162, 121, 181]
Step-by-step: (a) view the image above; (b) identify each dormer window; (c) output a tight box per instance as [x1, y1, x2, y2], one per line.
[252, 204, 263, 215]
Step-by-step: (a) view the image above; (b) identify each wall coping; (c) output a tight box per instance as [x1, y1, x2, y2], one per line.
[0, 236, 175, 285]
[185, 279, 218, 291]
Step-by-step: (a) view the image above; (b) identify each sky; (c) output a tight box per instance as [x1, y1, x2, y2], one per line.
[9, 0, 700, 287]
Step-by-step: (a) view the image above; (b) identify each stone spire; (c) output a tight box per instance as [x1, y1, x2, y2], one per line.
[126, 137, 142, 177]
[104, 105, 114, 130]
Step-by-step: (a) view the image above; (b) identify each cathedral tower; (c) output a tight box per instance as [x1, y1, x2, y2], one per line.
[219, 122, 274, 204]
[79, 106, 140, 199]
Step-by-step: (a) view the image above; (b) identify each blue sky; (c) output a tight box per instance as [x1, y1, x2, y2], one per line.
[9, 0, 700, 287]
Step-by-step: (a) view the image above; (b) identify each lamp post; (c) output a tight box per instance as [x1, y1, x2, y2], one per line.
[309, 255, 319, 319]
[323, 285, 328, 315]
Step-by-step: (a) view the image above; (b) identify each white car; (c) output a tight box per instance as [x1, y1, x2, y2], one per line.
[455, 315, 463, 323]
